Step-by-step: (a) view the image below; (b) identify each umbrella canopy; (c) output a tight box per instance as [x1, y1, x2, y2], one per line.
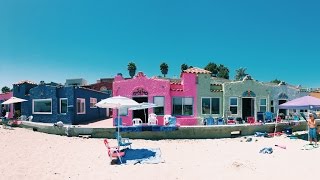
[95, 96, 139, 137]
[95, 96, 139, 109]
[1, 97, 27, 105]
[129, 102, 159, 122]
[279, 96, 320, 110]
[128, 102, 158, 110]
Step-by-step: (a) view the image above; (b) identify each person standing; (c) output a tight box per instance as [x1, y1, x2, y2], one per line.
[308, 113, 318, 147]
[1, 105, 6, 118]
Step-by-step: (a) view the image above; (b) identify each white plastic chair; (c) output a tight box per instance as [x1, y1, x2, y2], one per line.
[148, 113, 158, 125]
[27, 115, 33, 122]
[132, 118, 142, 126]
[163, 114, 172, 125]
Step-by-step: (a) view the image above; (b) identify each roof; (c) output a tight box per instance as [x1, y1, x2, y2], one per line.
[14, 80, 37, 85]
[183, 67, 211, 74]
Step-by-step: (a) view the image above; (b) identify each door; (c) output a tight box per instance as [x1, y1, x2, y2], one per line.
[132, 97, 148, 123]
[242, 98, 255, 121]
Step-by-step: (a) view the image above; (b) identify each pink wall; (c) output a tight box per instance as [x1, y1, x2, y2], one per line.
[112, 72, 198, 126]
[0, 92, 14, 118]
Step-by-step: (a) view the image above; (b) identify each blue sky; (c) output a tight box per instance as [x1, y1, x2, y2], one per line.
[1, 0, 319, 89]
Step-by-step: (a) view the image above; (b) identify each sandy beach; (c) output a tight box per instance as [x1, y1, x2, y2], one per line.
[0, 126, 319, 180]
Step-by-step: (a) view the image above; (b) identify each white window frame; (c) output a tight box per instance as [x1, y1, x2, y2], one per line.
[229, 97, 238, 115]
[33, 98, 52, 114]
[60, 98, 68, 114]
[259, 98, 267, 112]
[77, 98, 86, 114]
[90, 98, 97, 108]
[172, 97, 194, 116]
[153, 96, 165, 115]
[201, 97, 221, 115]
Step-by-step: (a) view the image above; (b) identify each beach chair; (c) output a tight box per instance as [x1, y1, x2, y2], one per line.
[205, 117, 215, 125]
[27, 115, 33, 122]
[148, 113, 158, 125]
[217, 117, 224, 125]
[103, 139, 125, 164]
[114, 133, 132, 149]
[163, 114, 172, 125]
[132, 118, 142, 126]
[265, 112, 273, 123]
[247, 116, 255, 124]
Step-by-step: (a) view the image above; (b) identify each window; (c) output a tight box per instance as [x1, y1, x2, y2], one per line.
[33, 99, 52, 114]
[172, 97, 193, 116]
[229, 97, 238, 115]
[153, 96, 164, 115]
[77, 98, 85, 114]
[202, 98, 220, 115]
[119, 107, 128, 116]
[90, 98, 97, 108]
[270, 100, 274, 113]
[260, 99, 267, 112]
[60, 98, 68, 114]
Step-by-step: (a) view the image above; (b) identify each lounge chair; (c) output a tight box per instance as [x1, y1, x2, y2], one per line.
[114, 133, 132, 149]
[103, 139, 125, 164]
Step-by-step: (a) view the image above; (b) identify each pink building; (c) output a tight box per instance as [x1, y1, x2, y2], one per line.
[113, 72, 198, 126]
[0, 92, 14, 118]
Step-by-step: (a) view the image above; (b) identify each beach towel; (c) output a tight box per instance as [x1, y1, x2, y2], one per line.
[301, 144, 318, 150]
[259, 147, 273, 154]
[117, 148, 164, 165]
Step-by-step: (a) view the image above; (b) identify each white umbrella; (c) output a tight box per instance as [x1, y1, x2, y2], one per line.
[129, 102, 158, 122]
[1, 97, 27, 105]
[95, 96, 139, 136]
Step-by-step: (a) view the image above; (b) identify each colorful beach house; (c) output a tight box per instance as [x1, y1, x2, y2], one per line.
[0, 92, 14, 119]
[113, 71, 198, 126]
[13, 80, 109, 124]
[195, 69, 308, 122]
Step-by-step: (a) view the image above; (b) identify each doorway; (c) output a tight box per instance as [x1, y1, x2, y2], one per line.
[132, 97, 148, 123]
[278, 100, 287, 118]
[242, 98, 255, 121]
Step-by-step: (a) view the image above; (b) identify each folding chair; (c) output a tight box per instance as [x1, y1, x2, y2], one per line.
[114, 133, 132, 149]
[103, 139, 125, 164]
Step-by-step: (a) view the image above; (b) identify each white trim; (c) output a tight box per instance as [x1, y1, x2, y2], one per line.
[259, 98, 267, 112]
[229, 97, 238, 115]
[59, 98, 68, 114]
[32, 99, 52, 114]
[90, 98, 97, 108]
[77, 98, 86, 114]
[201, 97, 221, 115]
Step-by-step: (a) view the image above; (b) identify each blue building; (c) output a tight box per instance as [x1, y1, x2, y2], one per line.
[13, 81, 109, 124]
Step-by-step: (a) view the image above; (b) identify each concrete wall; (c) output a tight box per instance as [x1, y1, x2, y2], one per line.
[20, 120, 315, 140]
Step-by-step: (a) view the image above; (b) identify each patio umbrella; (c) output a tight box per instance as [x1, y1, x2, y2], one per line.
[276, 95, 320, 139]
[278, 96, 320, 110]
[1, 97, 27, 105]
[95, 96, 139, 136]
[129, 102, 158, 122]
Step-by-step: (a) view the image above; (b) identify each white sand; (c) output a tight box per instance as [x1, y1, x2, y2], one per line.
[0, 126, 319, 180]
